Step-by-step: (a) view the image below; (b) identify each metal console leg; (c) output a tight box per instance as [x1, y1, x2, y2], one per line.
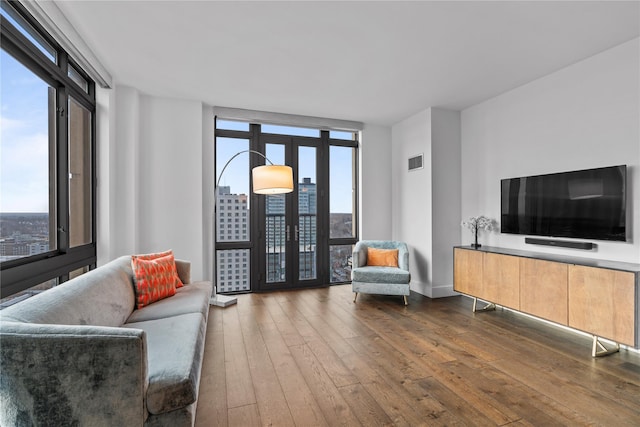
[472, 297, 496, 313]
[592, 336, 620, 357]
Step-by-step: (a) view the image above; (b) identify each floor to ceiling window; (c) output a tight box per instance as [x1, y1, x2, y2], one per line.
[0, 0, 97, 302]
[214, 118, 358, 293]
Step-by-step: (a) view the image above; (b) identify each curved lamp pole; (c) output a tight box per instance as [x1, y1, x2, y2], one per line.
[211, 150, 293, 307]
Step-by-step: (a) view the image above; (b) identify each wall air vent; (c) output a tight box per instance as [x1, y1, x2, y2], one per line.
[408, 154, 424, 171]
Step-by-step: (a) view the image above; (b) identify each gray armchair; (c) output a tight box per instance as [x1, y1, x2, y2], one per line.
[351, 240, 411, 305]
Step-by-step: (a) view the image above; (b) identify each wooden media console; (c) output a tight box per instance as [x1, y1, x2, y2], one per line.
[453, 246, 640, 357]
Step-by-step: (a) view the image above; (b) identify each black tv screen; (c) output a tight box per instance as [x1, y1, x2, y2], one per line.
[501, 165, 627, 241]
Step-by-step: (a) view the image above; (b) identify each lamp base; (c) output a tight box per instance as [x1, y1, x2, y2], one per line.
[210, 294, 237, 307]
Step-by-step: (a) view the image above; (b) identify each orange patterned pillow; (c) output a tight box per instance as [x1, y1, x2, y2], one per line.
[131, 254, 177, 309]
[366, 248, 399, 267]
[133, 250, 184, 288]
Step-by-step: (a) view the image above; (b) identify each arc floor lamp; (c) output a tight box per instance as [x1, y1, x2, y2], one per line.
[211, 149, 294, 307]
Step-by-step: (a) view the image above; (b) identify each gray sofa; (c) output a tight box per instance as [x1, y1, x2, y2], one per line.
[0, 255, 213, 427]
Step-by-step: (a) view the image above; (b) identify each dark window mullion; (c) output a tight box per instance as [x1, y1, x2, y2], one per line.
[327, 138, 358, 148]
[2, 0, 62, 56]
[1, 25, 58, 88]
[90, 97, 97, 256]
[288, 138, 298, 284]
[250, 123, 261, 290]
[0, 19, 67, 84]
[66, 84, 95, 111]
[317, 130, 330, 284]
[353, 141, 359, 242]
[56, 84, 69, 253]
[329, 238, 358, 246]
[2, 19, 94, 109]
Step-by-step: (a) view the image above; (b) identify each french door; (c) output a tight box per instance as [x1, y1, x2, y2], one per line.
[214, 120, 358, 294]
[258, 135, 326, 290]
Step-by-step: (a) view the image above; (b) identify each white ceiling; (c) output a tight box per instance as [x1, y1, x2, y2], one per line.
[56, 1, 639, 126]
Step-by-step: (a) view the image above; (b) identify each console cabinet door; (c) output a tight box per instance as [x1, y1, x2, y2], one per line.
[454, 248, 483, 296]
[568, 265, 636, 346]
[483, 253, 520, 309]
[520, 258, 568, 325]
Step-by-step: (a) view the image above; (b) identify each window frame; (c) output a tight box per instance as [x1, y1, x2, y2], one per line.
[1, 0, 97, 298]
[214, 118, 359, 292]
[326, 134, 359, 284]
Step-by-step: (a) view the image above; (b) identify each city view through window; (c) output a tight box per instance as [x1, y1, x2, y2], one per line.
[1, 2, 96, 303]
[0, 213, 51, 262]
[0, 48, 53, 263]
[215, 181, 354, 293]
[215, 121, 357, 293]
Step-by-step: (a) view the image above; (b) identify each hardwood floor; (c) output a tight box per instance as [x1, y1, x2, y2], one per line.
[194, 285, 640, 426]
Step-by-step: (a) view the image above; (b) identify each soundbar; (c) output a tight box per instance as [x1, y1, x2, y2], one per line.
[525, 237, 594, 250]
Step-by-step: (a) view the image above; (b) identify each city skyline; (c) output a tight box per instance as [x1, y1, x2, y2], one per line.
[0, 212, 51, 262]
[215, 183, 352, 291]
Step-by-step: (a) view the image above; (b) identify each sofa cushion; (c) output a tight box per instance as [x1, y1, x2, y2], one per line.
[352, 266, 410, 284]
[133, 250, 184, 288]
[0, 256, 135, 326]
[124, 313, 206, 415]
[126, 281, 212, 324]
[352, 281, 410, 296]
[366, 248, 399, 267]
[132, 255, 178, 309]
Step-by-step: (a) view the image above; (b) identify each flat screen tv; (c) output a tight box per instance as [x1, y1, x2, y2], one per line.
[501, 165, 627, 242]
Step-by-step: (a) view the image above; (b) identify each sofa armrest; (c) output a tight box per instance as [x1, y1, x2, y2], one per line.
[0, 322, 148, 426]
[175, 259, 191, 284]
[352, 244, 368, 269]
[398, 244, 410, 272]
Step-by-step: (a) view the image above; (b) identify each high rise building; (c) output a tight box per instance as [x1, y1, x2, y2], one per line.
[217, 179, 319, 290]
[297, 177, 316, 279]
[216, 186, 249, 292]
[264, 178, 317, 282]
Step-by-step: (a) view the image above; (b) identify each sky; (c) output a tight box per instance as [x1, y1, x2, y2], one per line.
[216, 121, 355, 214]
[1, 49, 51, 213]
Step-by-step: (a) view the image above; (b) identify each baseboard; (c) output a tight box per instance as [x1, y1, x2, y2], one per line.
[413, 284, 457, 299]
[431, 285, 458, 299]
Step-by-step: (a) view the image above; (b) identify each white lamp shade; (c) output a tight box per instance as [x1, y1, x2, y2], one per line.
[252, 165, 294, 194]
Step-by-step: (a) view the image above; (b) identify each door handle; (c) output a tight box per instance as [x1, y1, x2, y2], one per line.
[295, 225, 299, 241]
[286, 225, 290, 241]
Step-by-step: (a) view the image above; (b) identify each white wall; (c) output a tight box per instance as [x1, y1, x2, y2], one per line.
[137, 96, 205, 276]
[97, 85, 208, 279]
[461, 38, 640, 263]
[392, 108, 461, 298]
[95, 85, 112, 266]
[360, 124, 393, 240]
[431, 109, 462, 289]
[392, 110, 432, 295]
[104, 86, 139, 260]
[202, 105, 215, 282]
